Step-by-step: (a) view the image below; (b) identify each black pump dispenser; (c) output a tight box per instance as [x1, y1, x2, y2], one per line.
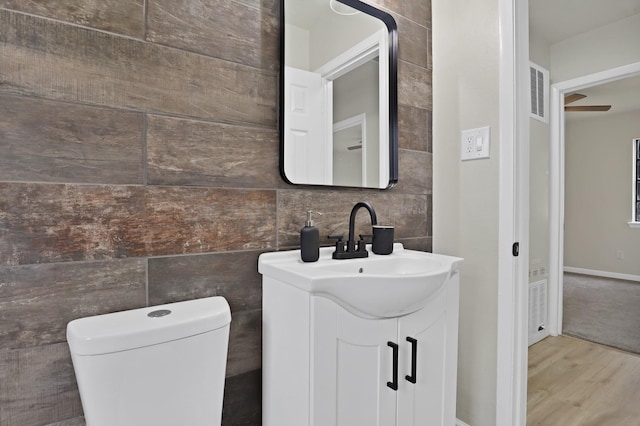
[300, 211, 320, 262]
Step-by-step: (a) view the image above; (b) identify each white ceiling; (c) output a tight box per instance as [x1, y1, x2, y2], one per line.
[529, 0, 640, 119]
[287, 0, 336, 29]
[529, 0, 640, 45]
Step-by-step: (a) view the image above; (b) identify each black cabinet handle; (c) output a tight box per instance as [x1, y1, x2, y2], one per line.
[387, 341, 398, 391]
[405, 337, 417, 384]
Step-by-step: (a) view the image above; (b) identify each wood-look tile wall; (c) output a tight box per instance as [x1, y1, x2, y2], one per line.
[0, 0, 432, 424]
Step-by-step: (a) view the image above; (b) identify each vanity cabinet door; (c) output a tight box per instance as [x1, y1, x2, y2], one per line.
[309, 281, 458, 426]
[396, 289, 448, 426]
[311, 296, 397, 426]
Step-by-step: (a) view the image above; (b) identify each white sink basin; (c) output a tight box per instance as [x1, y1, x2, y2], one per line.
[258, 243, 463, 319]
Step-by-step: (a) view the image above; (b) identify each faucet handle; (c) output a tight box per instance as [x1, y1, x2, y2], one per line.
[357, 234, 372, 252]
[327, 235, 344, 259]
[328, 234, 345, 253]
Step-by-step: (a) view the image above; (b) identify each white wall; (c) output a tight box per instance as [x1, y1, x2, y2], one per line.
[333, 61, 380, 187]
[544, 10, 640, 280]
[550, 13, 640, 82]
[529, 32, 551, 281]
[285, 23, 310, 69]
[433, 5, 640, 426]
[564, 110, 640, 275]
[530, 11, 640, 283]
[433, 0, 501, 424]
[309, 13, 383, 71]
[529, 32, 550, 70]
[529, 113, 550, 280]
[285, 7, 382, 72]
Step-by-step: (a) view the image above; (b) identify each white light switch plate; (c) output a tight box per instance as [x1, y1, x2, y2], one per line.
[461, 126, 490, 161]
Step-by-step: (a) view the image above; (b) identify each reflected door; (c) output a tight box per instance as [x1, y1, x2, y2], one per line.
[284, 66, 330, 185]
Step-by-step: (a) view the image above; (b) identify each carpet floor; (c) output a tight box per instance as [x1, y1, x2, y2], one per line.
[563, 272, 640, 354]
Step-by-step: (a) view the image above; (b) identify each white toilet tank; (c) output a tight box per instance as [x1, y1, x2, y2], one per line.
[67, 296, 231, 426]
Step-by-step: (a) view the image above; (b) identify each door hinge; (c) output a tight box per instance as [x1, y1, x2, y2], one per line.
[512, 242, 520, 257]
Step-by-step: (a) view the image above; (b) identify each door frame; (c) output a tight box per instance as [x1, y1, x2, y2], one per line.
[333, 113, 368, 185]
[496, 1, 640, 423]
[496, 0, 530, 425]
[315, 29, 389, 188]
[547, 61, 640, 335]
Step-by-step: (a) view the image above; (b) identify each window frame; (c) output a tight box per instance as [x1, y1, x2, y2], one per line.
[630, 138, 640, 228]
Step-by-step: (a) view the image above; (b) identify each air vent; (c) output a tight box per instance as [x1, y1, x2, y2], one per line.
[528, 279, 548, 346]
[529, 62, 549, 123]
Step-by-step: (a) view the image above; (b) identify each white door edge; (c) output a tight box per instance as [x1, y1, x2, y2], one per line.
[496, 0, 529, 425]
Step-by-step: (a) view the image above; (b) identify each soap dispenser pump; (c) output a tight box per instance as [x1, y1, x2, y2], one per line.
[300, 211, 320, 262]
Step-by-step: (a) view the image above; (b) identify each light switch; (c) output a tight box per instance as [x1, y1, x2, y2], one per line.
[461, 126, 490, 161]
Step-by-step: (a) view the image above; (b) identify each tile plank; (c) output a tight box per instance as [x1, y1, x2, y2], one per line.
[0, 259, 146, 350]
[147, 0, 279, 71]
[399, 60, 432, 110]
[226, 309, 262, 377]
[0, 10, 276, 127]
[142, 187, 277, 257]
[277, 190, 428, 247]
[395, 13, 429, 69]
[0, 94, 143, 184]
[148, 250, 263, 312]
[0, 0, 145, 38]
[0, 184, 144, 265]
[0, 343, 83, 426]
[396, 149, 432, 195]
[397, 236, 432, 252]
[147, 115, 281, 188]
[0, 183, 277, 265]
[148, 252, 266, 376]
[222, 369, 261, 426]
[398, 104, 430, 152]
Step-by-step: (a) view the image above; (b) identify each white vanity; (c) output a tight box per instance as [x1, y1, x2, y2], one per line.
[259, 244, 462, 426]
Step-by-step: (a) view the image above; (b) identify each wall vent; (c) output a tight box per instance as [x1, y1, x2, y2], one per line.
[528, 279, 548, 346]
[529, 62, 549, 123]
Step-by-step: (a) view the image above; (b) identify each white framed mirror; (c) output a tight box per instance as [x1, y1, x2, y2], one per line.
[280, 0, 398, 189]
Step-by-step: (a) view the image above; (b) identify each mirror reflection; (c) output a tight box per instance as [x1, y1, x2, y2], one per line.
[281, 0, 398, 189]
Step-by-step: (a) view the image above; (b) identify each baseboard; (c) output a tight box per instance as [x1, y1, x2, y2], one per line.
[564, 267, 640, 283]
[528, 328, 549, 346]
[456, 419, 471, 426]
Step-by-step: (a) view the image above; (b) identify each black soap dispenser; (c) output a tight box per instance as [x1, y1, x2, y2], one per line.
[300, 211, 320, 262]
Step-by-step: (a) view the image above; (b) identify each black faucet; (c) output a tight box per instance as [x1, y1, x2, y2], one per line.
[330, 202, 377, 259]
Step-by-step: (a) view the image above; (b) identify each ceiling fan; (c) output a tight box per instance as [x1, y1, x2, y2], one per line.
[564, 93, 611, 112]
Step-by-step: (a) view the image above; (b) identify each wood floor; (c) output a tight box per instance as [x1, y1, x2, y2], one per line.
[527, 336, 640, 425]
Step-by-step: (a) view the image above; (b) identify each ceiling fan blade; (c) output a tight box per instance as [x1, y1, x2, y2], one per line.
[565, 105, 612, 112]
[564, 93, 587, 105]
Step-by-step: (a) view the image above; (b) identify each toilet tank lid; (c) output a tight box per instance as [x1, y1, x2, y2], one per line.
[67, 296, 231, 356]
